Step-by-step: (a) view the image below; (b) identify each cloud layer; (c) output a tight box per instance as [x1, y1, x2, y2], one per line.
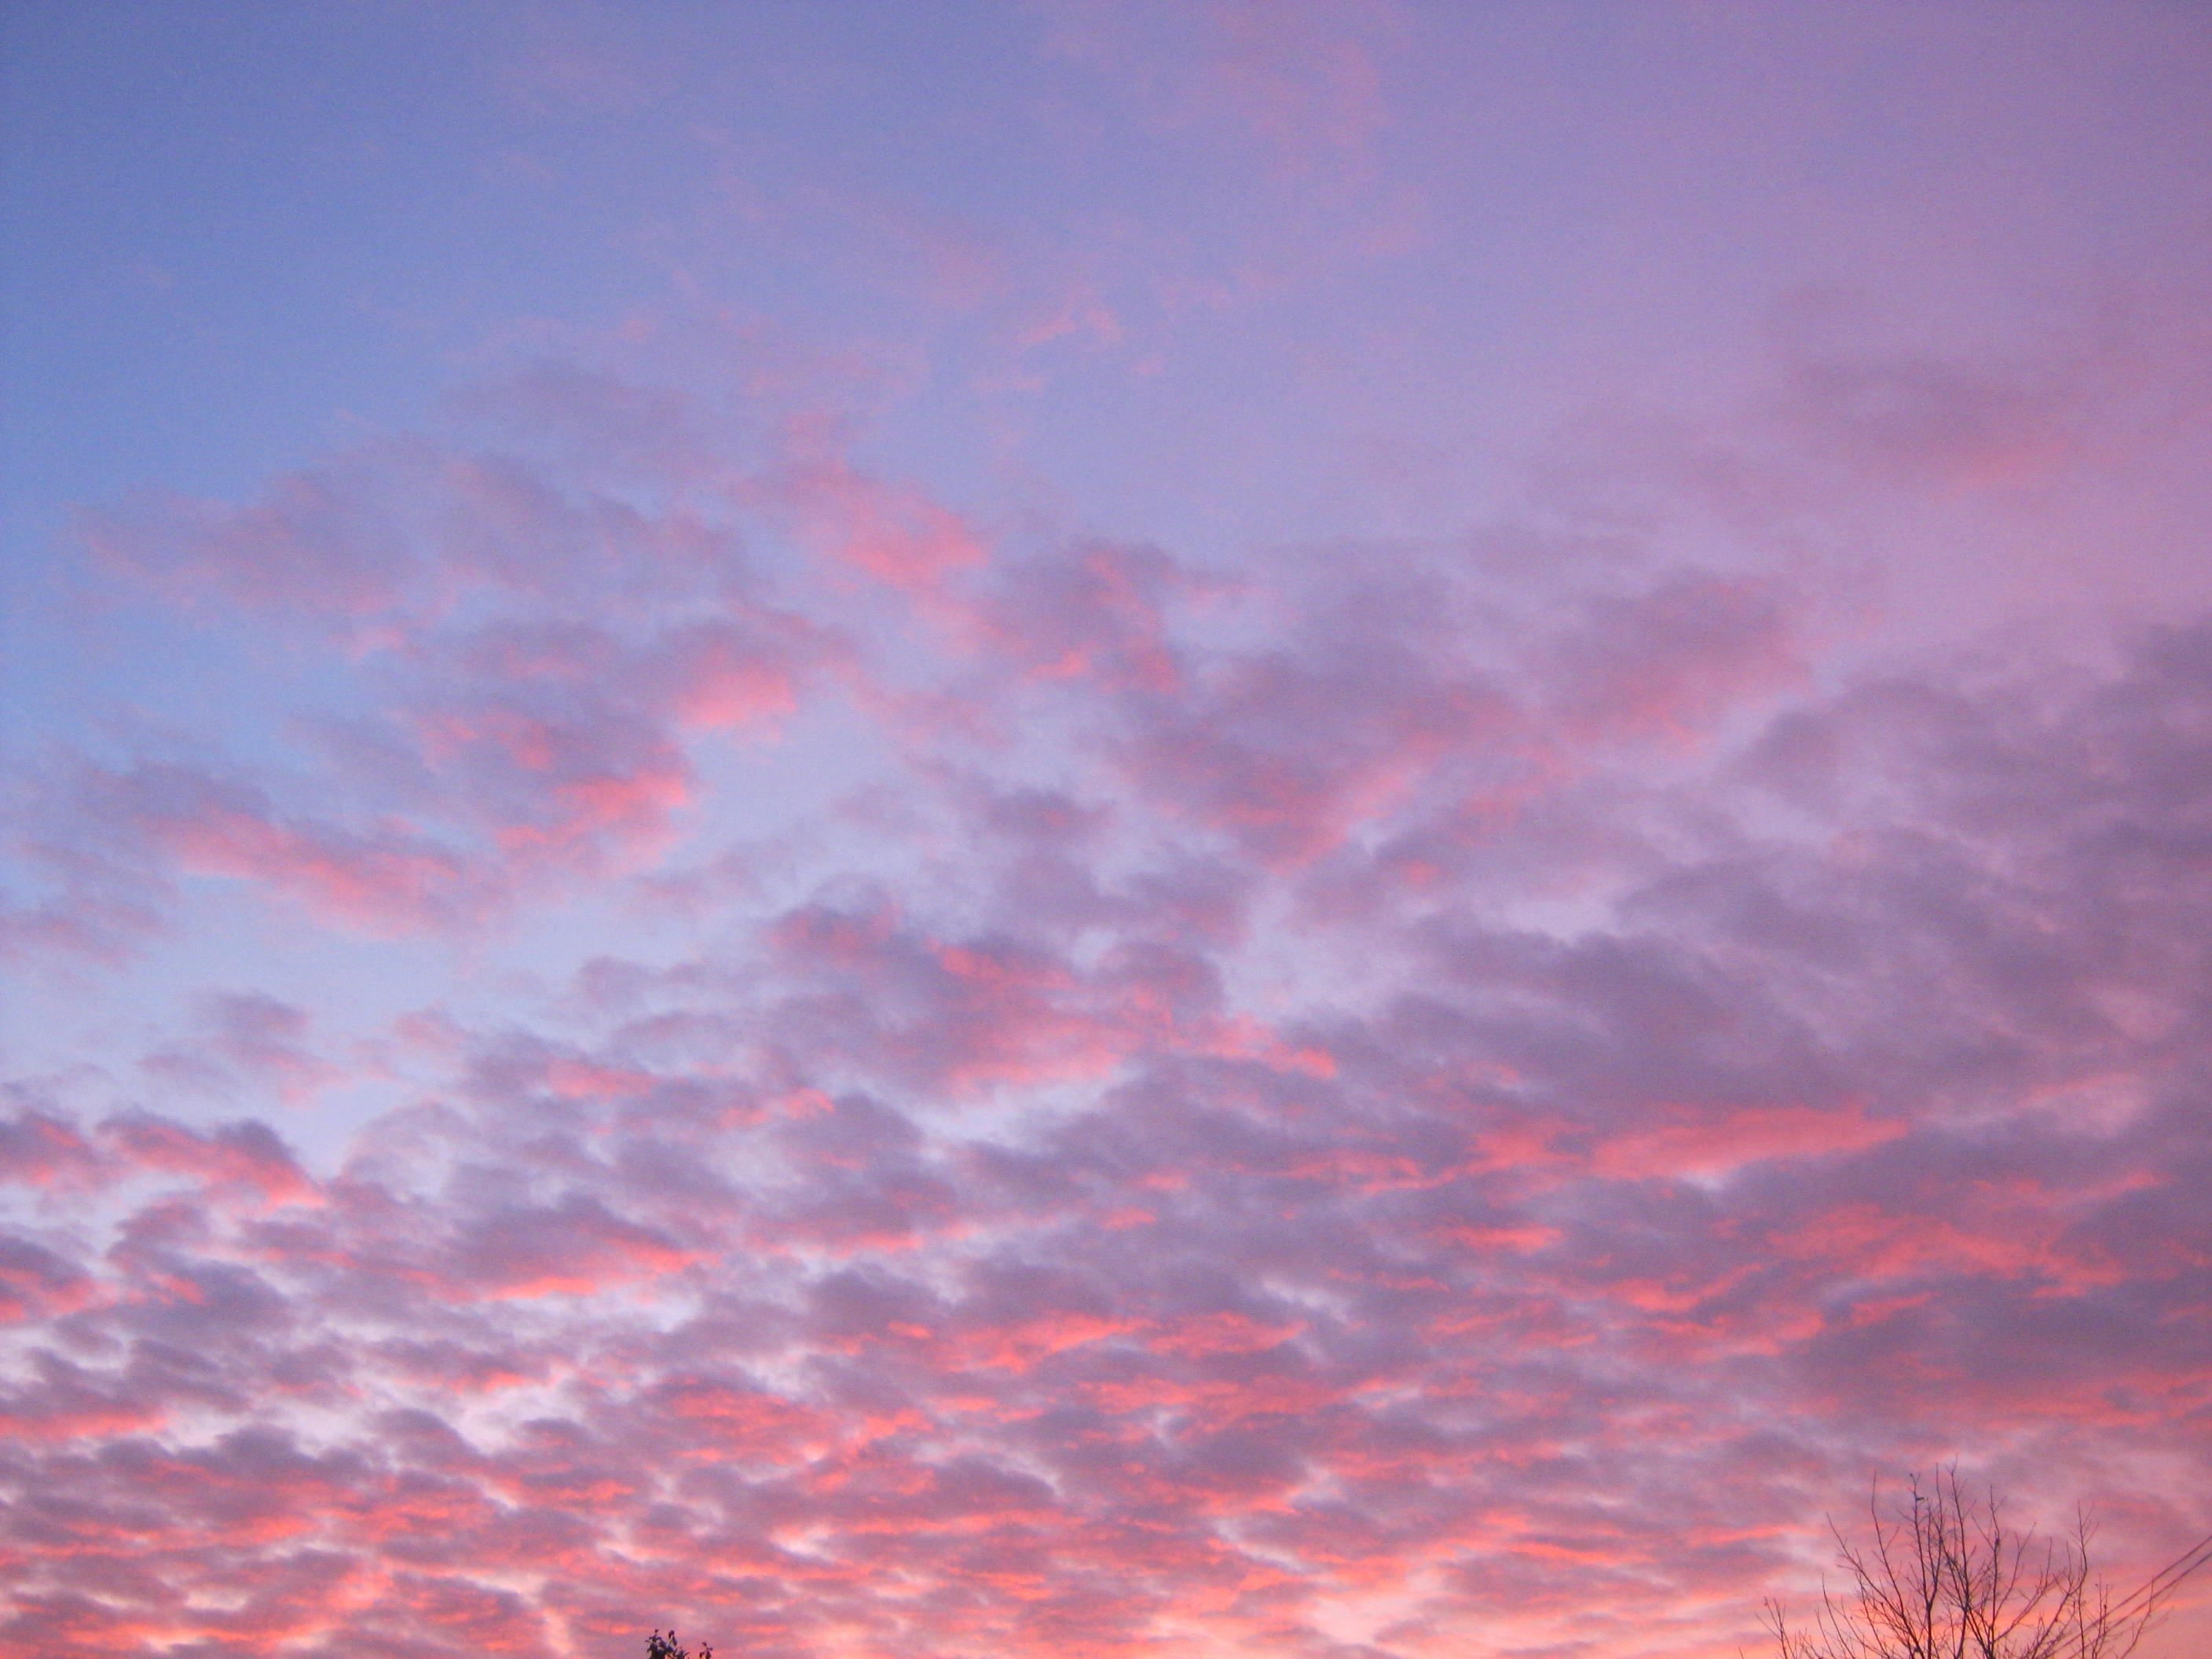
[9, 376, 2210, 1657]
[4, 6, 2210, 1658]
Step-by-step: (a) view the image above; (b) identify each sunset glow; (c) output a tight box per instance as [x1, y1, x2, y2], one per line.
[3, 6, 2210, 1657]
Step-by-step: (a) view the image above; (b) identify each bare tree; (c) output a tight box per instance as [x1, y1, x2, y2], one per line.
[1765, 1468, 2211, 1659]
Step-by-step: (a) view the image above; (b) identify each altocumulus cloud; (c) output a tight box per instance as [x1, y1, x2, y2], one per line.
[5, 349, 2211, 1657]
[3, 6, 2211, 1659]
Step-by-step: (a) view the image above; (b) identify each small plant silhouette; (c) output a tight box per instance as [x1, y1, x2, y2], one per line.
[646, 1632, 712, 1659]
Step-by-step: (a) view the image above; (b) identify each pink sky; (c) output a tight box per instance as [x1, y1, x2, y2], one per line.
[2, 5, 2210, 1657]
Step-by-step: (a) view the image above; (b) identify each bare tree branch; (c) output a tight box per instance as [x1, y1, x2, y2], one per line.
[1763, 1470, 2209, 1659]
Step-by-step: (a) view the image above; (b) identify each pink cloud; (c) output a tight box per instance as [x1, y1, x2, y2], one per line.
[103, 1113, 315, 1207]
[11, 178, 2212, 1659]
[0, 1109, 105, 1188]
[0, 1236, 96, 1324]
[1590, 1101, 1902, 1180]
[764, 422, 991, 600]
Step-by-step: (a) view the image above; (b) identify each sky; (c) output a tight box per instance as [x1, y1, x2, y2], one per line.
[2, 3, 2210, 1657]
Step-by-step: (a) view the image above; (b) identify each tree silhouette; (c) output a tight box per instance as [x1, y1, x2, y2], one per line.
[646, 1631, 712, 1659]
[1766, 1468, 2211, 1659]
